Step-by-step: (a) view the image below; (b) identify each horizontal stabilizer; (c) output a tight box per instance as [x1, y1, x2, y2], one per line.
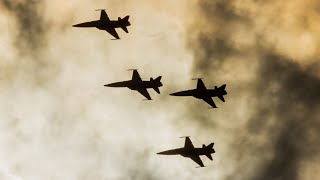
[218, 95, 225, 102]
[121, 25, 129, 33]
[153, 87, 160, 94]
[206, 154, 213, 161]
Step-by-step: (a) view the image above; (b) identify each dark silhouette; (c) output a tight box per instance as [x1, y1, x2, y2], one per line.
[73, 9, 130, 40]
[170, 78, 227, 108]
[157, 136, 215, 167]
[104, 69, 163, 100]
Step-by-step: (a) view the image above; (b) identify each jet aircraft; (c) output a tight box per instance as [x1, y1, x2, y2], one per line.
[73, 9, 130, 40]
[157, 136, 215, 167]
[104, 69, 162, 100]
[170, 78, 227, 108]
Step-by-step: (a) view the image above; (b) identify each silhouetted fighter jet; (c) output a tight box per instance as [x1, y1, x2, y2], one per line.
[73, 9, 130, 40]
[104, 69, 162, 100]
[157, 137, 215, 167]
[170, 78, 227, 108]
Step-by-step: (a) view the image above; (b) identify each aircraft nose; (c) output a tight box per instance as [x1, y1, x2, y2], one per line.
[169, 92, 178, 96]
[72, 23, 81, 27]
[157, 150, 172, 155]
[104, 83, 116, 87]
[170, 92, 182, 96]
[156, 149, 178, 155]
[72, 22, 94, 27]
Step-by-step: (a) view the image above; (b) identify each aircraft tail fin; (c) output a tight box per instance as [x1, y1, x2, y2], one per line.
[207, 143, 214, 149]
[205, 143, 214, 160]
[119, 15, 130, 33]
[219, 84, 226, 90]
[154, 76, 162, 82]
[122, 15, 130, 22]
[217, 84, 227, 102]
[151, 76, 162, 94]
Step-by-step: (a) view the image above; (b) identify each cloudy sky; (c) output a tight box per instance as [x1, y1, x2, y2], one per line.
[0, 0, 319, 179]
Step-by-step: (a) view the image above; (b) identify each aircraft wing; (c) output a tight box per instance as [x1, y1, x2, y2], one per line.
[202, 96, 217, 108]
[190, 155, 205, 167]
[132, 70, 142, 82]
[137, 88, 152, 100]
[105, 27, 120, 39]
[100, 10, 111, 22]
[197, 79, 207, 90]
[184, 137, 194, 149]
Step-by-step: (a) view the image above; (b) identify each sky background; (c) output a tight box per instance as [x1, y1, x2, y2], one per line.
[0, 0, 319, 180]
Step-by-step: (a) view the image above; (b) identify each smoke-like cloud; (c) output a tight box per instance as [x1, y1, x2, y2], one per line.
[185, 0, 320, 180]
[0, 1, 195, 179]
[0, 0, 47, 53]
[1, 0, 319, 179]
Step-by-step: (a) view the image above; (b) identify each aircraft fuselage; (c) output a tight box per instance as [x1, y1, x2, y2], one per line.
[171, 89, 226, 99]
[96, 20, 130, 30]
[73, 20, 130, 29]
[104, 80, 161, 90]
[157, 147, 214, 157]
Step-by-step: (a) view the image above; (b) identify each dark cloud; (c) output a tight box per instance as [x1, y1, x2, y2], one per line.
[0, 1, 62, 86]
[185, 0, 320, 179]
[187, 0, 252, 75]
[1, 0, 47, 53]
[248, 53, 320, 180]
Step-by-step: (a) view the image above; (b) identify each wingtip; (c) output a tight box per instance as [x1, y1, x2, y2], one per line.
[95, 9, 106, 11]
[191, 78, 203, 80]
[127, 69, 138, 71]
[179, 136, 190, 138]
[208, 106, 218, 109]
[195, 166, 206, 168]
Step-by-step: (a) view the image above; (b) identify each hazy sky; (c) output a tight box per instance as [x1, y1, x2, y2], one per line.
[0, 1, 319, 180]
